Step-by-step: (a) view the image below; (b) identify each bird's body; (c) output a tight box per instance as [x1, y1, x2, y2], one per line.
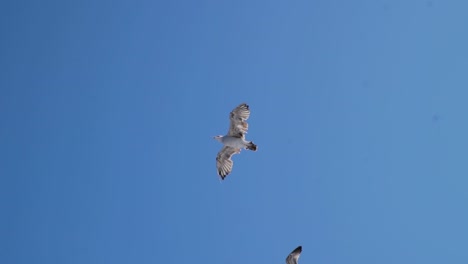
[214, 103, 257, 180]
[216, 136, 250, 149]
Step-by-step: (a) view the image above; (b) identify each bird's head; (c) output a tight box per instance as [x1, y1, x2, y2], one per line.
[213, 135, 223, 142]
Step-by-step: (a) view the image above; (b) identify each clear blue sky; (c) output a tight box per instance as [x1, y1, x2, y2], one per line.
[1, 0, 468, 263]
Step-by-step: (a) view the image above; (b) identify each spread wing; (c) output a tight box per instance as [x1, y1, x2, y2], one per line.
[286, 246, 302, 264]
[227, 103, 251, 138]
[216, 146, 241, 180]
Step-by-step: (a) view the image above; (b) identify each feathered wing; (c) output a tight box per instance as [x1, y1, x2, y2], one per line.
[216, 146, 240, 180]
[227, 103, 251, 138]
[286, 246, 302, 264]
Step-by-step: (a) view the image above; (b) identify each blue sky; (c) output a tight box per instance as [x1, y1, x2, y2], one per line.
[1, 0, 468, 263]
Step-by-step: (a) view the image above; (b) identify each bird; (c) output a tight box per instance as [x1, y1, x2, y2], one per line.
[286, 246, 302, 264]
[213, 103, 257, 180]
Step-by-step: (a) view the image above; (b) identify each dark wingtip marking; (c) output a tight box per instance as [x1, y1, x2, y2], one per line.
[218, 170, 229, 180]
[293, 246, 302, 253]
[239, 103, 249, 109]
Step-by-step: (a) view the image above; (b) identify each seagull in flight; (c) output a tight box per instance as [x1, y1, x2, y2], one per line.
[214, 103, 257, 180]
[286, 246, 302, 264]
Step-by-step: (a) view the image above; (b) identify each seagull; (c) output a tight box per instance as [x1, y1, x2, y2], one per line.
[286, 246, 302, 264]
[214, 103, 257, 180]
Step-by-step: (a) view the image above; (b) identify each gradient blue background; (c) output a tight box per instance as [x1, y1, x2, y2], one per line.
[1, 1, 468, 263]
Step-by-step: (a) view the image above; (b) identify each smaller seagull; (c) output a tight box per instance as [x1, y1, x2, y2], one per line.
[286, 246, 302, 264]
[214, 103, 257, 180]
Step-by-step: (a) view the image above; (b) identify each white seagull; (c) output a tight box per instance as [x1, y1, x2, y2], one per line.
[214, 103, 257, 180]
[286, 246, 302, 264]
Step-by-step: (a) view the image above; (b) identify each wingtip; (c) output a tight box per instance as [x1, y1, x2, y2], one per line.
[218, 172, 228, 180]
[293, 246, 302, 254]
